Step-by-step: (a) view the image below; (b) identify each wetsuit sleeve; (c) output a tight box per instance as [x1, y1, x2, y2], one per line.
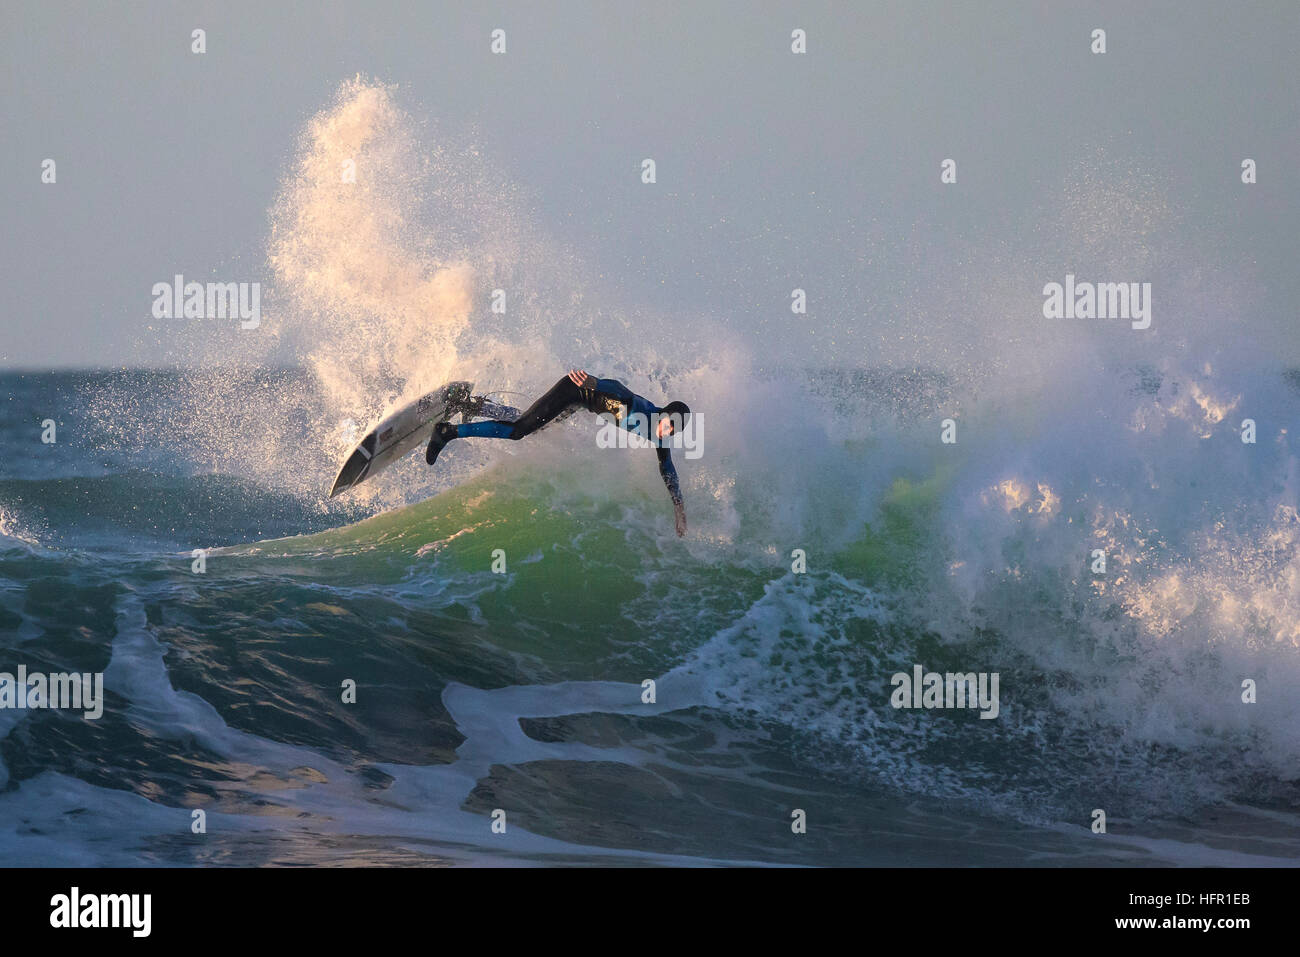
[657, 446, 686, 537]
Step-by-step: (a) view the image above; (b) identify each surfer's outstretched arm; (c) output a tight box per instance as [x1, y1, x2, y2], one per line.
[657, 447, 686, 537]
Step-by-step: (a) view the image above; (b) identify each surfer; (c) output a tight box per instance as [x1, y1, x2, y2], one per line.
[427, 370, 692, 536]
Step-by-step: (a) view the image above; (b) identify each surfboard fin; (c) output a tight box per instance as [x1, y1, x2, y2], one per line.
[425, 421, 456, 465]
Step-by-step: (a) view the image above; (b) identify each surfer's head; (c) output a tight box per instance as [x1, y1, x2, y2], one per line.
[657, 401, 691, 438]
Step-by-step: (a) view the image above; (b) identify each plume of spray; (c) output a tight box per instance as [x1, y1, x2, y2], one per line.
[84, 76, 723, 516]
[268, 77, 475, 416]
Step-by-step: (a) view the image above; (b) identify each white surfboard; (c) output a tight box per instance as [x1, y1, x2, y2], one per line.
[328, 381, 474, 497]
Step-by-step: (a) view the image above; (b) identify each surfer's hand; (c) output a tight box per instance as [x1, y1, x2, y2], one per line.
[568, 369, 594, 389]
[674, 505, 687, 537]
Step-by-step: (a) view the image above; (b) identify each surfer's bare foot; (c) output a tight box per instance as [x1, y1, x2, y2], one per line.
[426, 421, 457, 465]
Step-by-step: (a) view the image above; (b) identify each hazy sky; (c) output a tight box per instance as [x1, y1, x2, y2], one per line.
[3, 1, 1297, 368]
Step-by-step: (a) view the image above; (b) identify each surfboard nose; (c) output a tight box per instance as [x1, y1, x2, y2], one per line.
[329, 436, 375, 496]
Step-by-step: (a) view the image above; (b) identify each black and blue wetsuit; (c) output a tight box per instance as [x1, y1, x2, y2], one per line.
[434, 375, 686, 533]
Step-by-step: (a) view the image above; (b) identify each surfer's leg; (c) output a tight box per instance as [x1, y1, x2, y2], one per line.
[457, 376, 580, 440]
[451, 420, 516, 439]
[427, 377, 580, 464]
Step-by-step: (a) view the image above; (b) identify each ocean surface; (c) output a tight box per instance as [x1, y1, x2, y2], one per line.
[2, 367, 1297, 866]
